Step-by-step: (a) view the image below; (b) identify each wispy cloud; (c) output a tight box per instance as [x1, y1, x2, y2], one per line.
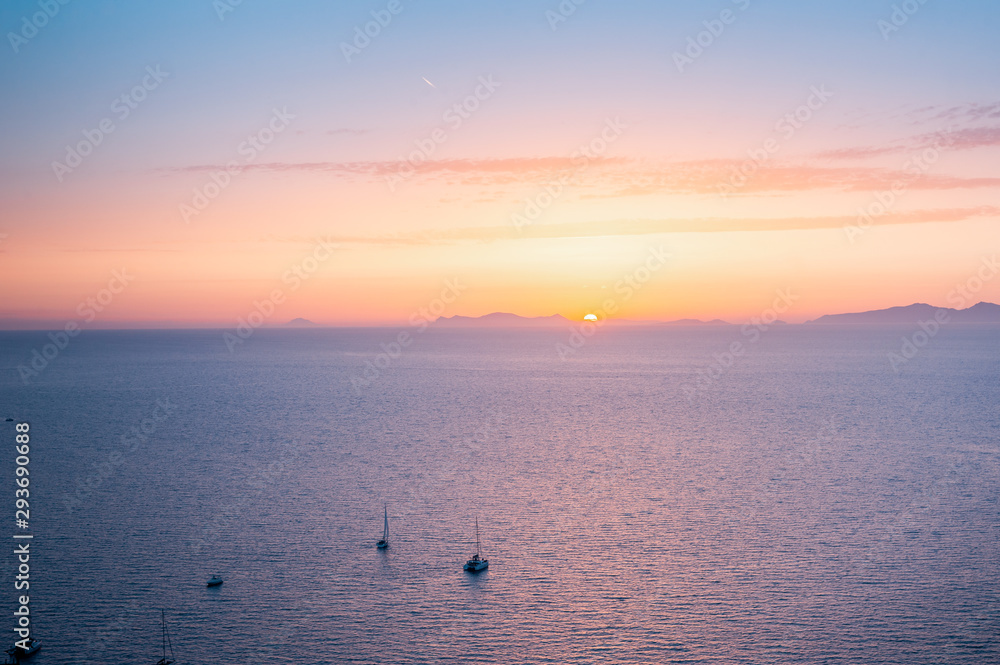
[165, 155, 626, 178]
[164, 156, 1000, 196]
[818, 124, 1000, 161]
[922, 101, 1000, 124]
[279, 206, 999, 246]
[816, 145, 905, 161]
[942, 125, 1000, 150]
[585, 164, 1000, 198]
[160, 101, 1000, 198]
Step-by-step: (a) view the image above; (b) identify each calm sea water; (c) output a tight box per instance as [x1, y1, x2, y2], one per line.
[0, 325, 997, 664]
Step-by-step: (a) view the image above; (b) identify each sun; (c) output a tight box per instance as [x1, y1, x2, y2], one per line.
[583, 314, 598, 322]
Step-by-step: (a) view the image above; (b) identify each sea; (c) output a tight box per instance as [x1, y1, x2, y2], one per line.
[0, 325, 997, 664]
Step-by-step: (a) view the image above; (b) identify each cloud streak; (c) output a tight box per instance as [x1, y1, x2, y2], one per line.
[164, 156, 1000, 197]
[309, 206, 1000, 246]
[818, 125, 1000, 161]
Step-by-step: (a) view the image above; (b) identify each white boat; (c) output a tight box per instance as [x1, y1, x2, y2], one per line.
[155, 609, 175, 665]
[463, 517, 489, 572]
[376, 505, 389, 549]
[206, 575, 224, 587]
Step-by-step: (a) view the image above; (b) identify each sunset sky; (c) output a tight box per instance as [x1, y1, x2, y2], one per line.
[1, 0, 998, 327]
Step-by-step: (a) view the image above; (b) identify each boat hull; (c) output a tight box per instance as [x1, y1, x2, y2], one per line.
[464, 559, 489, 572]
[12, 640, 41, 657]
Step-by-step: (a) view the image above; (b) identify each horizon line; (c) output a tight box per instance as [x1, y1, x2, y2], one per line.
[1, 299, 997, 333]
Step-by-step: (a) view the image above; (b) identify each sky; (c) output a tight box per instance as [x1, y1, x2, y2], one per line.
[1, 0, 998, 327]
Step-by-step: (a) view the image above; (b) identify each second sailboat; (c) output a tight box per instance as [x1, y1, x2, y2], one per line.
[376, 505, 389, 549]
[463, 517, 488, 572]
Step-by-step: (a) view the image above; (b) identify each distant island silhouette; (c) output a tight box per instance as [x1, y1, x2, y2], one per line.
[284, 317, 318, 327]
[806, 302, 1000, 324]
[429, 302, 1000, 327]
[8, 304, 996, 331]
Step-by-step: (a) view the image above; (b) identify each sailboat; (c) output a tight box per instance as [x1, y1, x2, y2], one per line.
[463, 517, 489, 572]
[376, 505, 389, 549]
[155, 609, 175, 665]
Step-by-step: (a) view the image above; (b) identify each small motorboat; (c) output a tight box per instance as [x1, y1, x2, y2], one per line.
[9, 636, 41, 657]
[206, 575, 224, 587]
[463, 517, 489, 573]
[20, 638, 41, 656]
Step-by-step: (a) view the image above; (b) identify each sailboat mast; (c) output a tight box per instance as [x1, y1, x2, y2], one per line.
[475, 516, 480, 556]
[159, 608, 175, 664]
[165, 615, 174, 660]
[383, 505, 389, 541]
[162, 609, 168, 661]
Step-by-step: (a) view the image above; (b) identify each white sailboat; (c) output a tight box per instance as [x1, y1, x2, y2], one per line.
[463, 517, 489, 572]
[376, 505, 389, 549]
